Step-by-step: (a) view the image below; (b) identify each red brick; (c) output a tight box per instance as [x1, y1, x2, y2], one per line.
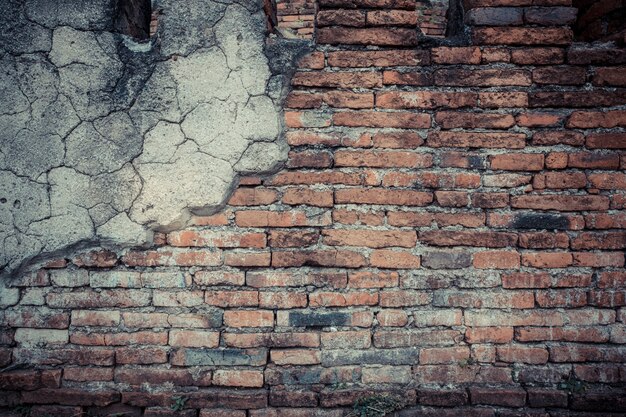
[371, 131, 424, 148]
[222, 333, 270, 348]
[194, 270, 244, 286]
[235, 209, 332, 227]
[310, 291, 378, 307]
[285, 111, 331, 128]
[223, 310, 274, 327]
[191, 212, 230, 226]
[490, 153, 544, 171]
[259, 292, 307, 308]
[571, 231, 626, 250]
[327, 50, 430, 67]
[348, 271, 398, 288]
[479, 91, 528, 107]
[511, 195, 610, 211]
[247, 270, 347, 288]
[511, 47, 565, 64]
[594, 67, 626, 87]
[213, 370, 264, 388]
[417, 389, 469, 407]
[572, 252, 624, 268]
[473, 27, 573, 45]
[470, 387, 526, 407]
[466, 327, 514, 343]
[543, 172, 587, 189]
[435, 190, 469, 207]
[116, 347, 168, 364]
[316, 9, 365, 26]
[167, 230, 265, 248]
[532, 66, 587, 85]
[292, 71, 381, 88]
[63, 367, 113, 382]
[516, 327, 610, 342]
[21, 388, 120, 406]
[567, 110, 626, 128]
[224, 251, 271, 267]
[471, 192, 510, 208]
[586, 133, 626, 149]
[271, 250, 366, 268]
[297, 52, 325, 69]
[115, 368, 202, 386]
[377, 91, 477, 109]
[271, 349, 321, 365]
[380, 290, 430, 307]
[434, 290, 534, 308]
[522, 252, 573, 268]
[370, 250, 421, 269]
[323, 229, 416, 248]
[333, 209, 385, 225]
[420, 347, 470, 364]
[228, 188, 279, 206]
[502, 272, 551, 288]
[336, 187, 432, 206]
[335, 150, 432, 169]
[382, 70, 431, 86]
[432, 46, 482, 64]
[377, 310, 409, 326]
[122, 249, 222, 267]
[473, 250, 520, 269]
[72, 250, 118, 268]
[536, 289, 588, 307]
[516, 112, 562, 127]
[333, 111, 431, 128]
[527, 388, 568, 408]
[419, 230, 517, 247]
[318, 27, 418, 46]
[367, 9, 418, 25]
[435, 112, 515, 129]
[72, 310, 121, 326]
[435, 68, 531, 86]
[282, 188, 334, 207]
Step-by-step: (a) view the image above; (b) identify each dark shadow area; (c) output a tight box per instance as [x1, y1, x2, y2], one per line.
[573, 0, 626, 44]
[417, 0, 469, 46]
[115, 0, 152, 40]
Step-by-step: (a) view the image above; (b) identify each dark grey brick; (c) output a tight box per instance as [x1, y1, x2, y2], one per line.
[422, 251, 471, 269]
[467, 7, 524, 26]
[322, 348, 419, 366]
[288, 311, 351, 327]
[512, 213, 569, 230]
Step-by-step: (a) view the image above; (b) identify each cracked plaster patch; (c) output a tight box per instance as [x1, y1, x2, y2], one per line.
[0, 0, 310, 276]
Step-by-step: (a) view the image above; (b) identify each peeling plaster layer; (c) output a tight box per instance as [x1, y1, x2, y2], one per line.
[0, 0, 310, 276]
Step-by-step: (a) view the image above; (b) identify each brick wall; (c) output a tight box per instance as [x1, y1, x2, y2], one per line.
[2, 0, 626, 415]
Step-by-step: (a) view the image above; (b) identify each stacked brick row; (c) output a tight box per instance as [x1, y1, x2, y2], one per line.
[417, 0, 449, 37]
[275, 0, 316, 38]
[1, 0, 626, 415]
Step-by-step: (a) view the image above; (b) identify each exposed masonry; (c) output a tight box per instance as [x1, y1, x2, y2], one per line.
[0, 0, 310, 277]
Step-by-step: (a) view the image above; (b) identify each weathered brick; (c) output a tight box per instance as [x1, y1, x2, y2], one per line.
[473, 27, 573, 45]
[171, 348, 267, 366]
[213, 370, 264, 388]
[224, 310, 274, 328]
[362, 365, 411, 383]
[334, 111, 431, 128]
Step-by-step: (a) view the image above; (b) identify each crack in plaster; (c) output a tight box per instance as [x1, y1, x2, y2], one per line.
[0, 0, 312, 277]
